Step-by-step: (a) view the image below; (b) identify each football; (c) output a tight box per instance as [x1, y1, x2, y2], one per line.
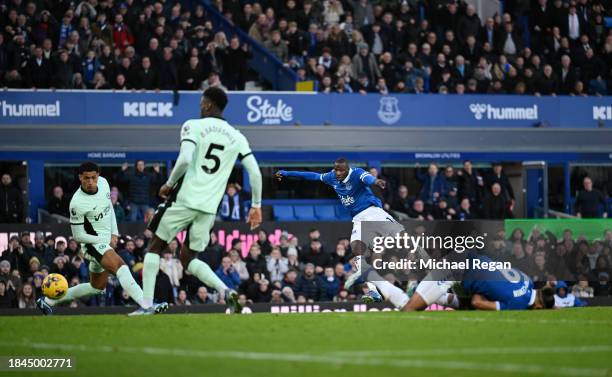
[42, 273, 68, 300]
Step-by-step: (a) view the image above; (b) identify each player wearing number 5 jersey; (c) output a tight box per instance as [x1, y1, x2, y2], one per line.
[131, 87, 263, 315]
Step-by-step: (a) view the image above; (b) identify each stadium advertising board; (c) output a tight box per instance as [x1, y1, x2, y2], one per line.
[1, 90, 610, 127]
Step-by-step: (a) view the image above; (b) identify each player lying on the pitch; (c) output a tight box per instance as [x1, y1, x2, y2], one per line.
[359, 253, 556, 311]
[37, 162, 168, 315]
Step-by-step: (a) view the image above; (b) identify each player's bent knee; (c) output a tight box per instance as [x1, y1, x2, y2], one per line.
[100, 250, 125, 275]
[148, 236, 167, 255]
[179, 250, 196, 268]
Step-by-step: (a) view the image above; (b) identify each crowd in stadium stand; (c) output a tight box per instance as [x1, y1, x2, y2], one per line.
[0, 0, 610, 93]
[0, 224, 610, 309]
[0, 158, 609, 223]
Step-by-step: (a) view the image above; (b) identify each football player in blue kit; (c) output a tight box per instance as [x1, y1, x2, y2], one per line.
[275, 158, 409, 307]
[374, 253, 556, 311]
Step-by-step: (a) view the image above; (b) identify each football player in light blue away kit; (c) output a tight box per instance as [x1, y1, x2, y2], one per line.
[133, 87, 263, 316]
[275, 159, 408, 308]
[36, 162, 168, 315]
[364, 253, 555, 311]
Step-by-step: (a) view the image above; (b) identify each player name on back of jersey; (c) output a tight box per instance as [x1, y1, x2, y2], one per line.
[373, 258, 512, 272]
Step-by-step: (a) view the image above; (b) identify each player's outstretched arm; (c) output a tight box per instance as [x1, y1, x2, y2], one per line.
[242, 154, 263, 230]
[275, 170, 322, 182]
[470, 294, 499, 311]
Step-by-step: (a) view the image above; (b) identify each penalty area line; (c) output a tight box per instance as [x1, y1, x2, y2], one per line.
[0, 341, 608, 377]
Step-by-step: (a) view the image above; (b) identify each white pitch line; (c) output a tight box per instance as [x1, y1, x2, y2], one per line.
[349, 313, 612, 326]
[330, 345, 612, 357]
[0, 341, 608, 377]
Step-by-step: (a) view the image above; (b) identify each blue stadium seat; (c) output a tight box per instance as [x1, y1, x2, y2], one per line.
[314, 205, 337, 221]
[293, 205, 317, 221]
[335, 205, 352, 221]
[273, 205, 296, 221]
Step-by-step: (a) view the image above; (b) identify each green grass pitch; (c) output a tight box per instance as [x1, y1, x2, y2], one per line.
[1, 308, 611, 377]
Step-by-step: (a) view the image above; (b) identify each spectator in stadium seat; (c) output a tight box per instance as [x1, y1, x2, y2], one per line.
[219, 183, 246, 222]
[17, 282, 36, 309]
[119, 239, 137, 269]
[25, 46, 51, 88]
[157, 47, 178, 90]
[201, 71, 227, 91]
[432, 198, 455, 220]
[319, 266, 340, 301]
[227, 249, 248, 283]
[0, 280, 16, 308]
[245, 244, 267, 278]
[216, 257, 241, 291]
[193, 286, 212, 304]
[331, 242, 350, 266]
[160, 248, 183, 296]
[252, 277, 273, 303]
[594, 272, 610, 296]
[389, 185, 413, 220]
[0, 260, 20, 291]
[457, 160, 483, 207]
[0, 236, 21, 273]
[117, 160, 163, 222]
[0, 174, 23, 223]
[295, 263, 322, 302]
[486, 163, 515, 206]
[51, 256, 76, 282]
[112, 14, 134, 52]
[558, 55, 578, 95]
[178, 55, 205, 90]
[281, 268, 299, 299]
[417, 163, 447, 206]
[352, 72, 376, 93]
[248, 14, 270, 43]
[286, 247, 300, 270]
[352, 43, 380, 84]
[571, 276, 594, 298]
[267, 247, 289, 284]
[408, 199, 433, 221]
[457, 198, 474, 220]
[48, 186, 70, 218]
[200, 232, 225, 272]
[110, 189, 126, 224]
[507, 242, 534, 276]
[133, 56, 159, 90]
[300, 239, 332, 273]
[350, 0, 374, 28]
[175, 289, 191, 306]
[29, 232, 54, 267]
[264, 30, 289, 63]
[222, 36, 252, 90]
[482, 183, 509, 219]
[575, 177, 608, 218]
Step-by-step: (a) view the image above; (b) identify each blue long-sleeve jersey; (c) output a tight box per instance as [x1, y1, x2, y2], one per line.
[280, 168, 382, 217]
[462, 254, 536, 310]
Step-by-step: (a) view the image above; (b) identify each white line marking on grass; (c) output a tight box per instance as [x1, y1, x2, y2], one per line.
[330, 345, 612, 357]
[0, 341, 608, 377]
[351, 314, 612, 326]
